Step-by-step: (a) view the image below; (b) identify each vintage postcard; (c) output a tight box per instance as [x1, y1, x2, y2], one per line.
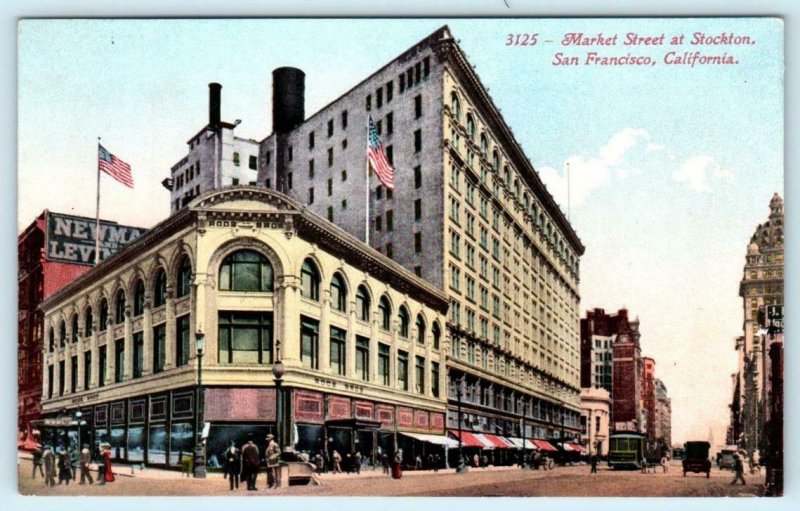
[17, 18, 783, 498]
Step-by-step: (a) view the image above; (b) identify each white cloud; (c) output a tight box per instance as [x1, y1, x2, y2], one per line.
[538, 128, 655, 207]
[599, 128, 650, 166]
[646, 142, 665, 152]
[673, 155, 733, 192]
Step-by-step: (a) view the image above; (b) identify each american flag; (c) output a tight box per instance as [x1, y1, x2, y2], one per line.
[367, 117, 394, 190]
[98, 144, 134, 188]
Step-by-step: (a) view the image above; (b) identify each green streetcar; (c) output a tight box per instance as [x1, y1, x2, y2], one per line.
[608, 433, 646, 470]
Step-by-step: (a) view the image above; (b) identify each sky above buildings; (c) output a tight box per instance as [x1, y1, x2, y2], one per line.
[18, 18, 784, 446]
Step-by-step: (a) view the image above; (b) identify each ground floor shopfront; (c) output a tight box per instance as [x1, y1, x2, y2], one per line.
[40, 384, 447, 470]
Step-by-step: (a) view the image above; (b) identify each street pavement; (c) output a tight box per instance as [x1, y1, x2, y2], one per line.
[17, 454, 764, 497]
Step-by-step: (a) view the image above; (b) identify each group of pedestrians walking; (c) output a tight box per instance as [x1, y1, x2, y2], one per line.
[222, 434, 282, 491]
[32, 442, 115, 487]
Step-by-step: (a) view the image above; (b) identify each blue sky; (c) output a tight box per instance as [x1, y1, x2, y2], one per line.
[18, 18, 784, 446]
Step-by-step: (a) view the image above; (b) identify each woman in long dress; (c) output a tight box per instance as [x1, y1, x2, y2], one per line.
[102, 443, 115, 483]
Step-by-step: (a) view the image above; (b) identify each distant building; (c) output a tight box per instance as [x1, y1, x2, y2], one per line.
[611, 316, 643, 433]
[733, 193, 783, 454]
[641, 357, 656, 439]
[580, 387, 610, 456]
[580, 308, 629, 393]
[654, 378, 671, 450]
[18, 210, 145, 432]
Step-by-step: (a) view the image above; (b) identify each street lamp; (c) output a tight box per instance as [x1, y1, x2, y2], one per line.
[455, 374, 468, 474]
[194, 329, 206, 478]
[75, 410, 83, 453]
[272, 340, 285, 451]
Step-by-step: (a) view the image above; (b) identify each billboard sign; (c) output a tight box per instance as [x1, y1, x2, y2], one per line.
[45, 211, 146, 265]
[766, 305, 784, 333]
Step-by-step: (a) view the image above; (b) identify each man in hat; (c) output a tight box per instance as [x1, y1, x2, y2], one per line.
[241, 436, 260, 491]
[42, 445, 56, 487]
[79, 443, 94, 485]
[265, 434, 281, 489]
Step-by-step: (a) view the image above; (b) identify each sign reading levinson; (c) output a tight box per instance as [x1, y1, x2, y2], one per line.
[45, 211, 146, 265]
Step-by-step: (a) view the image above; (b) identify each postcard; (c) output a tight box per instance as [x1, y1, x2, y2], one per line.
[16, 17, 784, 498]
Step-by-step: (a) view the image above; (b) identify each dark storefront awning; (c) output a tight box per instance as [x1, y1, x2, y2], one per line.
[532, 439, 558, 452]
[325, 418, 383, 430]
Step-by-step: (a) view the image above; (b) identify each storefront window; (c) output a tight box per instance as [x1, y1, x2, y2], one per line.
[110, 427, 126, 460]
[296, 425, 324, 455]
[169, 422, 194, 467]
[205, 424, 273, 468]
[147, 425, 167, 464]
[128, 426, 145, 462]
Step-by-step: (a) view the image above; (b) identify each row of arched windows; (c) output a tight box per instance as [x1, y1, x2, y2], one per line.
[48, 255, 193, 352]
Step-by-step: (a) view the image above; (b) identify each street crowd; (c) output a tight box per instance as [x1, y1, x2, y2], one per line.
[31, 442, 116, 487]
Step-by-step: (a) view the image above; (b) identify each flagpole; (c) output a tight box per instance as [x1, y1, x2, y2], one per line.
[95, 137, 102, 266]
[365, 116, 370, 246]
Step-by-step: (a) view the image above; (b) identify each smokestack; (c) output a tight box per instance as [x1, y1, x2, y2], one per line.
[272, 68, 305, 133]
[209, 82, 222, 128]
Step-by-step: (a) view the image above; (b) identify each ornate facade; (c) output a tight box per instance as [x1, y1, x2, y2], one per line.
[40, 187, 449, 467]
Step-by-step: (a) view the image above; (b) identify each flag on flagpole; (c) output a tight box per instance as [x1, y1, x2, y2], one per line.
[367, 117, 395, 190]
[98, 144, 134, 188]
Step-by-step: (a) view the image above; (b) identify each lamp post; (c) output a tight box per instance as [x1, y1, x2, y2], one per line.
[272, 340, 285, 451]
[194, 329, 206, 478]
[75, 410, 83, 453]
[456, 374, 467, 473]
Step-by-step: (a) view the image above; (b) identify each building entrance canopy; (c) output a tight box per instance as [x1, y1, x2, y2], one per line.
[400, 432, 459, 448]
[532, 439, 558, 452]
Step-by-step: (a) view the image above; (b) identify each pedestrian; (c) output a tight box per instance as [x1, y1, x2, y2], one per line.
[731, 454, 746, 485]
[473, 453, 479, 468]
[345, 452, 352, 473]
[661, 455, 669, 474]
[96, 444, 106, 485]
[415, 454, 422, 470]
[314, 452, 324, 474]
[101, 442, 115, 483]
[433, 453, 440, 472]
[381, 452, 389, 474]
[79, 444, 94, 485]
[42, 445, 56, 487]
[57, 450, 73, 485]
[354, 451, 362, 474]
[241, 436, 260, 491]
[641, 456, 648, 474]
[224, 440, 240, 491]
[265, 434, 280, 489]
[481, 454, 488, 468]
[590, 454, 598, 474]
[32, 445, 44, 479]
[332, 450, 342, 474]
[392, 450, 403, 479]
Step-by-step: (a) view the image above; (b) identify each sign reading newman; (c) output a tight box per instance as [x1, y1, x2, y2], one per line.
[45, 211, 146, 265]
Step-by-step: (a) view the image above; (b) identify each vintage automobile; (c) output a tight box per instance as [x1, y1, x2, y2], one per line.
[718, 448, 737, 470]
[682, 441, 711, 478]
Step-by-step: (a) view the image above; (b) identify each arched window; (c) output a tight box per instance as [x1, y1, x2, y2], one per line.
[432, 321, 441, 350]
[115, 290, 126, 324]
[450, 92, 461, 120]
[398, 306, 410, 338]
[71, 313, 79, 342]
[524, 193, 529, 209]
[379, 296, 392, 331]
[99, 298, 109, 331]
[356, 285, 371, 322]
[301, 259, 320, 301]
[416, 314, 426, 345]
[48, 327, 55, 352]
[480, 133, 488, 155]
[504, 166, 510, 184]
[133, 279, 146, 316]
[153, 268, 167, 307]
[330, 273, 347, 312]
[59, 320, 66, 348]
[176, 255, 193, 297]
[492, 151, 499, 172]
[466, 114, 476, 140]
[219, 250, 274, 292]
[514, 179, 521, 198]
[84, 307, 94, 337]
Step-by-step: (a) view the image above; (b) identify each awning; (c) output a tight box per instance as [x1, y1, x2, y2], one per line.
[481, 434, 514, 448]
[566, 443, 587, 454]
[507, 437, 536, 449]
[472, 434, 499, 449]
[400, 432, 459, 448]
[449, 430, 488, 448]
[532, 439, 558, 452]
